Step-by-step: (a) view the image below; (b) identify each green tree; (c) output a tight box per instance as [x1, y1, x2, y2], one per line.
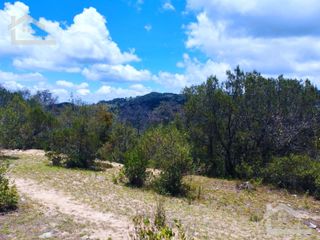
[49, 105, 112, 168]
[98, 122, 138, 163]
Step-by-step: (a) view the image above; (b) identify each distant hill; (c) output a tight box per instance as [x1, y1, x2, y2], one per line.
[99, 92, 185, 131]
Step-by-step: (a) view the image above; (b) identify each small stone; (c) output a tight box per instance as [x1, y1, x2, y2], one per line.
[39, 232, 54, 239]
[304, 221, 317, 229]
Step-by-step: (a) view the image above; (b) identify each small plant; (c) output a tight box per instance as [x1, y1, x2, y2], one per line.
[112, 168, 126, 185]
[45, 151, 68, 167]
[185, 179, 203, 204]
[130, 200, 191, 240]
[154, 200, 166, 228]
[0, 164, 18, 212]
[249, 213, 263, 222]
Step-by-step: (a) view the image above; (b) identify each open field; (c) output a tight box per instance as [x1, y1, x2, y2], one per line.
[1, 150, 320, 239]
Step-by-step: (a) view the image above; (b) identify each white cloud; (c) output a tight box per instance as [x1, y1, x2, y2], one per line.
[0, 70, 45, 90]
[77, 88, 90, 96]
[154, 54, 230, 91]
[95, 84, 151, 100]
[144, 24, 152, 32]
[0, 2, 140, 73]
[163, 2, 175, 11]
[56, 80, 89, 89]
[82, 64, 152, 82]
[185, 9, 320, 78]
[186, 0, 320, 20]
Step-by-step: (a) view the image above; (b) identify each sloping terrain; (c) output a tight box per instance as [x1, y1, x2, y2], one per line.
[1, 150, 320, 240]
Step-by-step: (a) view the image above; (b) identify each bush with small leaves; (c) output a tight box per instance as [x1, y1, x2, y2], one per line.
[124, 149, 148, 187]
[0, 165, 18, 212]
[130, 200, 191, 240]
[140, 125, 192, 196]
[265, 155, 320, 198]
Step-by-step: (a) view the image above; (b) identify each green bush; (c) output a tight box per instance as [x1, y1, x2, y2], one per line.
[98, 123, 138, 163]
[130, 200, 191, 240]
[124, 149, 148, 187]
[265, 155, 320, 196]
[0, 165, 18, 212]
[143, 125, 192, 196]
[45, 151, 68, 167]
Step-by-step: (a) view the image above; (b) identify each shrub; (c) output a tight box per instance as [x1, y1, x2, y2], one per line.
[130, 200, 191, 240]
[98, 123, 138, 163]
[45, 151, 68, 167]
[0, 165, 18, 212]
[140, 125, 192, 196]
[48, 105, 112, 169]
[124, 149, 148, 187]
[265, 155, 320, 196]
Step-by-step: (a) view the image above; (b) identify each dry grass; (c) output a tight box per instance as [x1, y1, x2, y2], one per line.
[0, 197, 88, 240]
[4, 152, 320, 239]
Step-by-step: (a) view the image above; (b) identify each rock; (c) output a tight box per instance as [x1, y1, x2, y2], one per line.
[236, 181, 255, 191]
[39, 232, 54, 239]
[304, 221, 317, 229]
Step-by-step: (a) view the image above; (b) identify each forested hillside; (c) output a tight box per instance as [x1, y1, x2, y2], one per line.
[100, 92, 185, 132]
[1, 67, 320, 211]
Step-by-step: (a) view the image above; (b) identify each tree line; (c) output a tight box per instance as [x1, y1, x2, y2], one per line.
[1, 67, 320, 199]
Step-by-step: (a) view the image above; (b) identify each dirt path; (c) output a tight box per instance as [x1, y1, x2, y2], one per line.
[13, 178, 131, 240]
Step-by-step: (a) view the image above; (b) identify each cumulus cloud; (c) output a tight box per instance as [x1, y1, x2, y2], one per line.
[154, 54, 230, 91]
[82, 64, 152, 82]
[185, 1, 320, 80]
[95, 83, 151, 100]
[0, 2, 139, 73]
[56, 80, 89, 89]
[0, 70, 45, 90]
[162, 2, 175, 11]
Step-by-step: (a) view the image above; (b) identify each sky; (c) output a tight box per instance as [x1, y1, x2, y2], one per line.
[1, 0, 320, 102]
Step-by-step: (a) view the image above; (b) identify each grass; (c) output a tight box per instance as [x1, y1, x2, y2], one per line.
[0, 197, 88, 240]
[5, 152, 320, 239]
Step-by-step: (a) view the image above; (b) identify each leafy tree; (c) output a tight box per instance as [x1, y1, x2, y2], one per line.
[0, 95, 30, 149]
[98, 122, 138, 163]
[138, 125, 192, 195]
[184, 67, 320, 179]
[49, 105, 112, 168]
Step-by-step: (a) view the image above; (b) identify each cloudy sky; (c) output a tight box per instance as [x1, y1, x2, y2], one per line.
[1, 0, 320, 102]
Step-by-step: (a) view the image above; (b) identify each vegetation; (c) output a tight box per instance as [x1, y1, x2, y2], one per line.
[0, 164, 18, 212]
[124, 148, 148, 187]
[184, 67, 320, 192]
[0, 66, 320, 199]
[131, 200, 190, 240]
[98, 122, 138, 163]
[265, 155, 320, 196]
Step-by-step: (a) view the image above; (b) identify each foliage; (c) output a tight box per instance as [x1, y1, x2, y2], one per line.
[0, 164, 18, 212]
[137, 125, 192, 196]
[184, 67, 320, 178]
[98, 122, 138, 163]
[130, 200, 191, 240]
[124, 148, 148, 187]
[103, 92, 185, 132]
[45, 151, 69, 167]
[264, 155, 320, 197]
[48, 104, 112, 168]
[0, 90, 56, 150]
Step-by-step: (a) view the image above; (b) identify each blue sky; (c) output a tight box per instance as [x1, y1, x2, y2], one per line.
[1, 0, 320, 102]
